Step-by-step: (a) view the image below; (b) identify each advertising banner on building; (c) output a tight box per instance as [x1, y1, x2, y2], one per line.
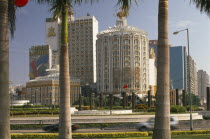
[29, 45, 51, 79]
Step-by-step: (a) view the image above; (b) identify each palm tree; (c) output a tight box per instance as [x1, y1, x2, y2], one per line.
[35, 0, 97, 138]
[0, 0, 17, 138]
[117, 0, 171, 138]
[34, 1, 79, 138]
[152, 0, 171, 138]
[190, 0, 210, 14]
[0, 1, 10, 138]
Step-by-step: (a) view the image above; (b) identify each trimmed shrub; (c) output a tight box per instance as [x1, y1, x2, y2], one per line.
[10, 109, 59, 116]
[148, 130, 210, 136]
[170, 105, 186, 113]
[82, 106, 90, 110]
[135, 104, 148, 109]
[11, 124, 46, 130]
[186, 105, 201, 111]
[171, 130, 210, 135]
[112, 106, 123, 109]
[11, 132, 148, 139]
[11, 130, 210, 138]
[147, 108, 156, 112]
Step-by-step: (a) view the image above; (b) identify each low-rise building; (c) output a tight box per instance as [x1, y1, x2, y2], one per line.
[25, 66, 81, 106]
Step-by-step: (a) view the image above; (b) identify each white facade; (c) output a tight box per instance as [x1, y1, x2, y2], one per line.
[68, 15, 98, 86]
[46, 18, 61, 51]
[96, 15, 149, 94]
[149, 48, 157, 86]
[197, 70, 210, 104]
[187, 56, 198, 95]
[45, 18, 61, 66]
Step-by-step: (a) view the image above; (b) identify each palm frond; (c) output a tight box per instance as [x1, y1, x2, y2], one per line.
[34, 0, 92, 19]
[190, 0, 210, 16]
[8, 0, 17, 38]
[117, 0, 138, 17]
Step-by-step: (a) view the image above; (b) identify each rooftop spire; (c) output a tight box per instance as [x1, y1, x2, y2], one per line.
[116, 11, 127, 27]
[117, 11, 126, 19]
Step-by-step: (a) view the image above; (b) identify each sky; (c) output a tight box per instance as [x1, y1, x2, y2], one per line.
[10, 0, 210, 86]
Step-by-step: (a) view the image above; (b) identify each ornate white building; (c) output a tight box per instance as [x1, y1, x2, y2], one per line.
[96, 12, 149, 94]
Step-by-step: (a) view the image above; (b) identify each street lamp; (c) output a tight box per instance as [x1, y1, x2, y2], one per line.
[173, 28, 193, 131]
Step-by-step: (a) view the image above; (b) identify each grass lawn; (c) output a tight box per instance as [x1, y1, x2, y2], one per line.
[100, 134, 210, 139]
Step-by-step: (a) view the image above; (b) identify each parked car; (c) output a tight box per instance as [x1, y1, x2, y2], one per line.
[136, 116, 179, 131]
[43, 123, 79, 132]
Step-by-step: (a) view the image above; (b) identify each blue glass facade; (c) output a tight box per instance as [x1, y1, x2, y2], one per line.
[149, 45, 187, 90]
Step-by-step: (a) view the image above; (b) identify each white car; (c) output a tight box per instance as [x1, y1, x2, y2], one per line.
[136, 116, 179, 131]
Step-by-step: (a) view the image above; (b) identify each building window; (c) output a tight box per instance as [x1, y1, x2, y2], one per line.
[134, 39, 139, 45]
[124, 51, 130, 55]
[124, 45, 130, 50]
[113, 45, 119, 50]
[135, 56, 140, 61]
[135, 62, 140, 67]
[113, 51, 119, 56]
[124, 61, 130, 67]
[135, 51, 140, 55]
[124, 39, 130, 45]
[124, 56, 130, 61]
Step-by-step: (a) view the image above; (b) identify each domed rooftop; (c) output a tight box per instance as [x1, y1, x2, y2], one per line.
[98, 14, 147, 36]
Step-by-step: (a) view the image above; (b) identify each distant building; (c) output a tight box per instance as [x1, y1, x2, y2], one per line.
[149, 40, 188, 91]
[96, 12, 149, 94]
[26, 66, 81, 105]
[29, 45, 52, 80]
[149, 48, 157, 95]
[68, 13, 98, 86]
[197, 70, 210, 104]
[170, 46, 187, 90]
[187, 56, 198, 95]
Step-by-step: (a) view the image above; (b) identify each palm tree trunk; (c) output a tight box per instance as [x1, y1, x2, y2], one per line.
[153, 0, 171, 139]
[0, 0, 10, 139]
[59, 5, 72, 139]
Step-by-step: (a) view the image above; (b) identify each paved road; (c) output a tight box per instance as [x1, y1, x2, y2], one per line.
[10, 113, 203, 124]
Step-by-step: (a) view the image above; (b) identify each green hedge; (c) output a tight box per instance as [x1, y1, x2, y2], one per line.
[148, 130, 210, 136]
[170, 105, 186, 113]
[171, 130, 210, 135]
[11, 130, 210, 138]
[11, 123, 123, 130]
[11, 124, 47, 130]
[186, 105, 202, 111]
[11, 132, 148, 139]
[10, 109, 59, 116]
[11, 105, 46, 109]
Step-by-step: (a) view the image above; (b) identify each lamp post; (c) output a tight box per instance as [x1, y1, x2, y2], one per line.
[173, 28, 193, 131]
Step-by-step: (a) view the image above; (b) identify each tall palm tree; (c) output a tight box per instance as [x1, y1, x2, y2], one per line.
[118, 0, 171, 138]
[35, 0, 96, 138]
[152, 0, 171, 138]
[0, 0, 10, 138]
[0, 0, 16, 138]
[35, 1, 77, 138]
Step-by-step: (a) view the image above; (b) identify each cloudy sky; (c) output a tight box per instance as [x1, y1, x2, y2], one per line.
[10, 0, 210, 85]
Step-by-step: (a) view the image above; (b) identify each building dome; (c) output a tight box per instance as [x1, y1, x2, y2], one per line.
[96, 17, 149, 94]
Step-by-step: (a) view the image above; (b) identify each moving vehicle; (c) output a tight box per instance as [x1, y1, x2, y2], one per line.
[43, 123, 79, 132]
[136, 116, 179, 131]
